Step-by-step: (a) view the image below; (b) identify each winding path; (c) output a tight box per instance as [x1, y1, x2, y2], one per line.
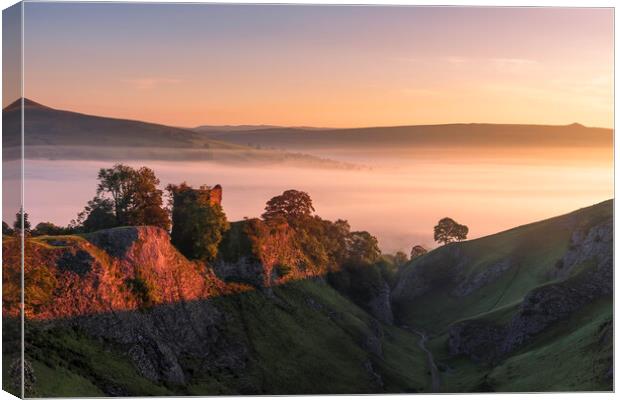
[403, 325, 441, 392]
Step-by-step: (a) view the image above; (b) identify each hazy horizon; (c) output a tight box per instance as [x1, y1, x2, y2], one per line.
[10, 4, 614, 129]
[3, 4, 613, 254]
[2, 97, 613, 130]
[9, 141, 612, 254]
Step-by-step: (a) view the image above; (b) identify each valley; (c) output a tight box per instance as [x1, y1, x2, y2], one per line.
[2, 199, 613, 395]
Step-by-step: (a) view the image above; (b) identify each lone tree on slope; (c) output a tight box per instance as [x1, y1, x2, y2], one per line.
[434, 217, 468, 245]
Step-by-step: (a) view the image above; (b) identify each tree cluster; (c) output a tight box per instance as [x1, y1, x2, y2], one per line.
[73, 164, 170, 232]
[167, 183, 230, 261]
[260, 189, 382, 271]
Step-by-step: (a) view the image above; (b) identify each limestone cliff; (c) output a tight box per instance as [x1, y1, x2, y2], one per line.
[3, 227, 241, 320]
[215, 218, 326, 287]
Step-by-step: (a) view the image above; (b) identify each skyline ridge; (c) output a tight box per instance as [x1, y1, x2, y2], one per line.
[3, 97, 610, 131]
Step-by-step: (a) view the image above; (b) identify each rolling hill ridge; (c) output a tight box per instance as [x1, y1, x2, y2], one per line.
[1, 99, 356, 168]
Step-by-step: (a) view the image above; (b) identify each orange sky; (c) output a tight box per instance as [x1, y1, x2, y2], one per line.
[20, 5, 614, 128]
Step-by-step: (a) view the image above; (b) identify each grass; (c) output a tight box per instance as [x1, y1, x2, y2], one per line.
[29, 360, 106, 397]
[394, 200, 613, 393]
[12, 200, 611, 395]
[427, 298, 613, 393]
[488, 299, 612, 392]
[24, 323, 173, 396]
[20, 278, 430, 396]
[395, 199, 612, 334]
[193, 279, 430, 394]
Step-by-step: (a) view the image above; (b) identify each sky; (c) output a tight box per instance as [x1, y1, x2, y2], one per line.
[17, 4, 614, 128]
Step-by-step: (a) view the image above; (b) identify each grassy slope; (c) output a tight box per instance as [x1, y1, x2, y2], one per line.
[394, 200, 613, 392]
[395, 199, 612, 334]
[20, 280, 429, 396]
[428, 299, 612, 392]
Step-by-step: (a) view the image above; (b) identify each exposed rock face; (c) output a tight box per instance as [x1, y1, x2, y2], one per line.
[10, 358, 36, 396]
[72, 298, 248, 386]
[448, 219, 613, 363]
[214, 256, 269, 287]
[448, 321, 506, 363]
[366, 279, 394, 325]
[452, 259, 512, 297]
[215, 218, 324, 288]
[392, 245, 466, 301]
[554, 220, 613, 280]
[3, 226, 234, 320]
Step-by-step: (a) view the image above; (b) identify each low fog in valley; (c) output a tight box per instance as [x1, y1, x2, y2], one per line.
[9, 143, 612, 254]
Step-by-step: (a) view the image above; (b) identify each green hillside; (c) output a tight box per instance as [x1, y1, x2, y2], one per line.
[3, 200, 612, 395]
[6, 280, 430, 397]
[393, 199, 612, 333]
[392, 199, 613, 392]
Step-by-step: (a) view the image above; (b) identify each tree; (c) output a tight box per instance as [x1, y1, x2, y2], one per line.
[434, 218, 468, 245]
[320, 218, 352, 268]
[13, 208, 31, 232]
[2, 221, 13, 235]
[78, 164, 170, 231]
[262, 190, 315, 224]
[125, 167, 170, 230]
[33, 222, 65, 236]
[167, 183, 230, 261]
[346, 231, 381, 265]
[74, 197, 117, 233]
[410, 245, 428, 260]
[97, 164, 135, 225]
[394, 251, 409, 266]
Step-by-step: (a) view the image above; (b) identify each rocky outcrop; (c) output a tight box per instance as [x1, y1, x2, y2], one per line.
[392, 245, 467, 302]
[72, 298, 248, 386]
[448, 321, 506, 363]
[553, 220, 613, 280]
[215, 218, 324, 288]
[3, 226, 237, 320]
[366, 279, 394, 325]
[448, 219, 612, 363]
[452, 259, 512, 297]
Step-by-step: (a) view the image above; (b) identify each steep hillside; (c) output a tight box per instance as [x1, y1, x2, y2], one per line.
[2, 225, 429, 396]
[392, 199, 613, 391]
[2, 227, 238, 320]
[2, 200, 613, 395]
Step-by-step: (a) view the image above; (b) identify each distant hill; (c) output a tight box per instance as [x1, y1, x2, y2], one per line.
[194, 124, 286, 132]
[3, 98, 237, 149]
[1, 99, 356, 168]
[198, 123, 613, 151]
[194, 124, 330, 133]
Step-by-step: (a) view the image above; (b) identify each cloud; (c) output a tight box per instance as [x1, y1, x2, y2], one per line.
[490, 58, 538, 72]
[445, 56, 468, 65]
[443, 56, 538, 73]
[121, 77, 182, 90]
